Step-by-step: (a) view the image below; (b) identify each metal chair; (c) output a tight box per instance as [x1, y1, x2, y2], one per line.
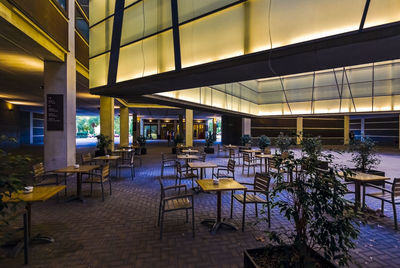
[242, 153, 260, 176]
[161, 153, 177, 178]
[230, 172, 272, 231]
[213, 159, 235, 179]
[363, 178, 400, 230]
[176, 161, 198, 188]
[157, 177, 195, 239]
[87, 164, 112, 201]
[116, 153, 136, 180]
[32, 162, 67, 196]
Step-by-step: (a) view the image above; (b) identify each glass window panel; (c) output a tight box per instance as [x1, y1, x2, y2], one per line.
[270, 0, 364, 47]
[90, 17, 114, 57]
[374, 80, 393, 96]
[285, 88, 312, 102]
[258, 79, 282, 93]
[391, 79, 400, 95]
[258, 103, 284, 115]
[345, 67, 372, 83]
[176, 88, 200, 103]
[121, 0, 172, 46]
[283, 75, 313, 90]
[90, 0, 115, 26]
[89, 53, 110, 88]
[353, 97, 372, 112]
[259, 91, 285, 104]
[364, 0, 400, 29]
[180, 4, 244, 68]
[314, 99, 341, 114]
[315, 71, 337, 87]
[314, 85, 341, 101]
[373, 96, 392, 111]
[117, 30, 174, 82]
[374, 63, 393, 81]
[248, 0, 270, 53]
[349, 82, 372, 98]
[178, 0, 238, 23]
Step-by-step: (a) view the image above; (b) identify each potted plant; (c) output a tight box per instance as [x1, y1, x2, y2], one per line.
[301, 135, 328, 170]
[172, 135, 184, 154]
[258, 135, 271, 152]
[240, 134, 252, 146]
[204, 132, 216, 154]
[275, 133, 293, 154]
[0, 136, 31, 244]
[349, 136, 383, 176]
[136, 135, 147, 155]
[95, 134, 112, 156]
[244, 149, 361, 267]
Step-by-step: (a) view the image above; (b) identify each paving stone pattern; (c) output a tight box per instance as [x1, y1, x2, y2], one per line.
[2, 142, 400, 267]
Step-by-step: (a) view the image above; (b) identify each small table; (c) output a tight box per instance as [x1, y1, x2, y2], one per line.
[224, 145, 237, 158]
[242, 149, 261, 154]
[3, 185, 66, 264]
[177, 154, 199, 166]
[255, 154, 274, 173]
[113, 149, 133, 162]
[181, 149, 198, 154]
[196, 179, 247, 233]
[341, 171, 389, 209]
[55, 165, 100, 202]
[188, 161, 218, 179]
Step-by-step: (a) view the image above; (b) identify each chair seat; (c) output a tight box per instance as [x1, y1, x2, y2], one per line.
[85, 176, 109, 183]
[367, 192, 400, 203]
[233, 193, 267, 204]
[165, 197, 191, 211]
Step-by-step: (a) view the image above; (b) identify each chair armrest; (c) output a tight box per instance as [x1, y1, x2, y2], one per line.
[245, 189, 266, 194]
[163, 193, 193, 201]
[164, 184, 187, 193]
[239, 182, 254, 186]
[364, 183, 392, 194]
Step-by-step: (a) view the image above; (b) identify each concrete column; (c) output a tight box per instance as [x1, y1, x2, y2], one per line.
[120, 106, 129, 147]
[185, 109, 193, 147]
[361, 118, 365, 137]
[100, 96, 115, 151]
[296, 117, 303, 145]
[178, 114, 184, 137]
[344, 115, 350, 145]
[43, 0, 76, 171]
[242, 118, 251, 135]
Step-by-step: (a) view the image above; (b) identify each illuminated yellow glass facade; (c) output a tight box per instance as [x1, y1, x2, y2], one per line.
[89, 0, 400, 115]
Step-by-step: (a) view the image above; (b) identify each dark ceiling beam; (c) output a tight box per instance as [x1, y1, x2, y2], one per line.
[170, 0, 181, 71]
[359, 0, 371, 32]
[91, 22, 400, 97]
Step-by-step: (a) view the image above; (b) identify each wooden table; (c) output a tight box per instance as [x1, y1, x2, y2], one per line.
[242, 149, 261, 154]
[341, 171, 389, 209]
[177, 154, 199, 166]
[112, 149, 133, 162]
[3, 185, 66, 264]
[223, 145, 237, 158]
[188, 161, 218, 179]
[181, 149, 198, 154]
[196, 179, 246, 233]
[255, 154, 274, 173]
[55, 165, 100, 202]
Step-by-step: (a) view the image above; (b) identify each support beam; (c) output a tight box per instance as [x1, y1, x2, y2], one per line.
[170, 0, 182, 70]
[43, 0, 75, 171]
[344, 115, 350, 145]
[119, 106, 129, 147]
[100, 96, 115, 151]
[185, 109, 193, 147]
[296, 117, 303, 145]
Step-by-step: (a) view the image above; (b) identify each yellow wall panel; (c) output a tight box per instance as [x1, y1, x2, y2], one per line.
[90, 53, 110, 88]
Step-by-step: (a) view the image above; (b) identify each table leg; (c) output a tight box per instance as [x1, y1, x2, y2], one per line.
[23, 213, 29, 265]
[354, 181, 361, 210]
[200, 168, 204, 179]
[26, 203, 31, 239]
[68, 172, 84, 202]
[264, 158, 268, 173]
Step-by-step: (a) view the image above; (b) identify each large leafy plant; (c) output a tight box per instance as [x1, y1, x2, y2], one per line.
[349, 136, 380, 172]
[275, 133, 293, 153]
[265, 142, 360, 267]
[136, 135, 146, 148]
[96, 134, 112, 154]
[301, 135, 322, 161]
[258, 135, 271, 150]
[240, 134, 252, 146]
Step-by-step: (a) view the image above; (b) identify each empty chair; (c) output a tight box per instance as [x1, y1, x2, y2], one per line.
[157, 177, 195, 239]
[161, 153, 177, 178]
[213, 159, 235, 179]
[217, 144, 227, 157]
[230, 173, 272, 231]
[116, 153, 136, 180]
[196, 152, 206, 162]
[363, 178, 400, 229]
[81, 152, 96, 165]
[176, 161, 198, 188]
[87, 164, 112, 201]
[33, 162, 67, 196]
[242, 153, 260, 176]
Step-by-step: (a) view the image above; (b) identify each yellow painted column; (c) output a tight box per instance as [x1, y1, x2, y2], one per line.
[344, 115, 350, 145]
[100, 96, 115, 151]
[120, 106, 129, 147]
[296, 117, 303, 145]
[185, 109, 193, 147]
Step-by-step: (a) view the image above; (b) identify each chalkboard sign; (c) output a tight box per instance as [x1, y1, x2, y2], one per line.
[46, 94, 63, 131]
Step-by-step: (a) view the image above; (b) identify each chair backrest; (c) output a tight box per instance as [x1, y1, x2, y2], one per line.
[268, 158, 280, 170]
[102, 164, 110, 178]
[243, 153, 250, 162]
[157, 176, 166, 198]
[199, 152, 206, 162]
[392, 178, 400, 196]
[81, 152, 92, 164]
[264, 148, 271, 154]
[254, 172, 271, 195]
[33, 162, 45, 178]
[176, 161, 182, 174]
[227, 159, 235, 173]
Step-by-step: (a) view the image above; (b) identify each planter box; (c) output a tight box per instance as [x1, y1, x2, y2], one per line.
[204, 147, 214, 154]
[244, 246, 336, 268]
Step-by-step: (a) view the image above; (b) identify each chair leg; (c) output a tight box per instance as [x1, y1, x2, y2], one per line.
[242, 203, 246, 232]
[393, 201, 398, 230]
[157, 201, 162, 226]
[161, 165, 164, 178]
[230, 192, 234, 218]
[267, 201, 271, 228]
[186, 209, 188, 223]
[90, 181, 93, 196]
[101, 181, 105, 201]
[160, 210, 164, 239]
[109, 180, 112, 195]
[192, 207, 195, 238]
[255, 203, 258, 217]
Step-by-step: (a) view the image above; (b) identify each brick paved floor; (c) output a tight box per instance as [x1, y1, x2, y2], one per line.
[2, 142, 400, 267]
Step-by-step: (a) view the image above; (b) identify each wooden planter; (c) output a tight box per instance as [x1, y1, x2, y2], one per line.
[244, 246, 336, 268]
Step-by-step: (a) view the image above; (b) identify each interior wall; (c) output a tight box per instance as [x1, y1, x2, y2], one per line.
[221, 115, 242, 145]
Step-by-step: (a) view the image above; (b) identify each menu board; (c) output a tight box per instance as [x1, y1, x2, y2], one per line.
[46, 94, 63, 131]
